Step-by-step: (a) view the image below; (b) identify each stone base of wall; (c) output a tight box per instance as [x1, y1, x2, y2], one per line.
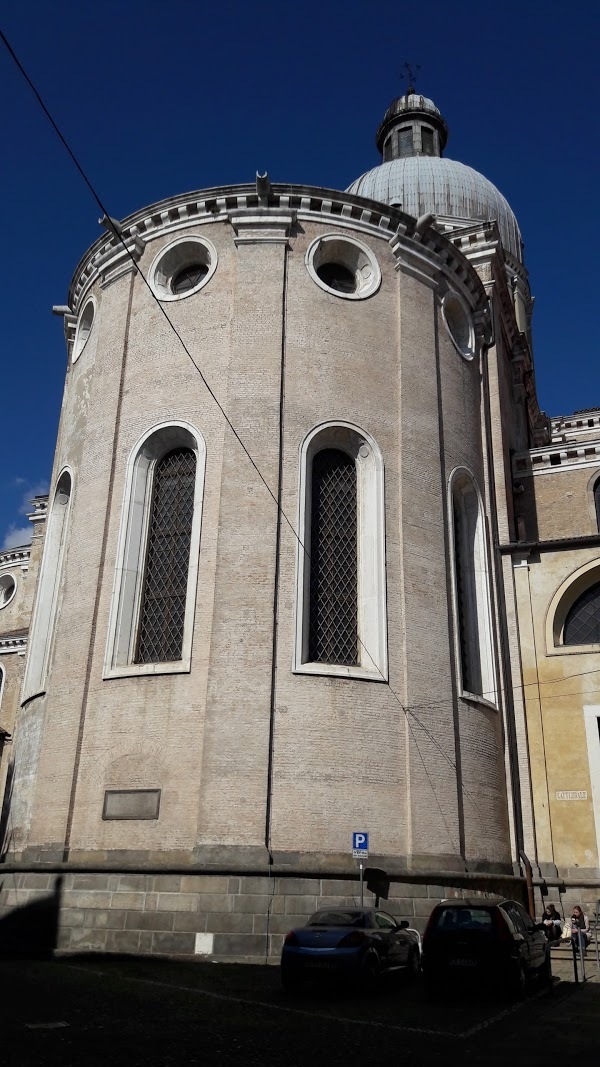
[0, 867, 529, 962]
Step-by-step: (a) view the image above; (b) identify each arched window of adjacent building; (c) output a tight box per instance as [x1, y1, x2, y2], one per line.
[295, 422, 387, 680]
[22, 469, 73, 702]
[449, 469, 497, 704]
[104, 422, 206, 678]
[563, 583, 600, 646]
[594, 477, 600, 532]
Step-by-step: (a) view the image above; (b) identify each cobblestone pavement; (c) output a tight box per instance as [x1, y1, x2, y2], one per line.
[1, 954, 598, 1065]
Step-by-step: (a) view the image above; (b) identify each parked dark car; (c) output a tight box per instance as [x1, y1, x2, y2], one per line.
[421, 897, 552, 998]
[281, 907, 421, 991]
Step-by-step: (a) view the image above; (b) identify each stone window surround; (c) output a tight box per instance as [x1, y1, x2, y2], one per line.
[22, 467, 73, 703]
[590, 469, 600, 533]
[441, 289, 476, 361]
[103, 420, 206, 679]
[0, 572, 17, 610]
[293, 421, 388, 681]
[448, 467, 498, 709]
[147, 235, 218, 303]
[546, 558, 600, 657]
[304, 233, 382, 301]
[72, 295, 96, 363]
[584, 705, 600, 863]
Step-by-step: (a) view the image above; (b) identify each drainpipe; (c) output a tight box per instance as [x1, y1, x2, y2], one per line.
[520, 849, 536, 918]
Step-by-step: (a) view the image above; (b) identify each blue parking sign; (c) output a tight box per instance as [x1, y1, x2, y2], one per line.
[352, 832, 368, 852]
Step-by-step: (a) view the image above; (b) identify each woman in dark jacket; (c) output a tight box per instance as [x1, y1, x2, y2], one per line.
[542, 904, 562, 941]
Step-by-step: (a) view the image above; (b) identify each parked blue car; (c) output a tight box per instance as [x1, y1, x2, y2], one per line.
[281, 906, 421, 991]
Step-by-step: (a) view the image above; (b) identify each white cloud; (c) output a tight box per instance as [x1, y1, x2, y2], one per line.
[1, 478, 49, 553]
[2, 524, 33, 551]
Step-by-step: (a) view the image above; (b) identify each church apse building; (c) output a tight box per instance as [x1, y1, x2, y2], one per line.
[1, 88, 599, 959]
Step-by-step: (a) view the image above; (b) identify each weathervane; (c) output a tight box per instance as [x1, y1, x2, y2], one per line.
[400, 61, 421, 95]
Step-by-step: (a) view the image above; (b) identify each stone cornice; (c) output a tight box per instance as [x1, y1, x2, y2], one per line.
[466, 234, 549, 447]
[0, 547, 30, 569]
[513, 439, 600, 478]
[0, 632, 27, 654]
[27, 498, 48, 526]
[67, 182, 486, 314]
[389, 227, 485, 308]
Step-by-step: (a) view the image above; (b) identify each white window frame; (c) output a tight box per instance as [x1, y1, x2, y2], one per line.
[584, 705, 600, 865]
[546, 560, 600, 656]
[448, 467, 497, 708]
[103, 420, 206, 679]
[22, 467, 73, 703]
[294, 421, 388, 681]
[72, 295, 96, 363]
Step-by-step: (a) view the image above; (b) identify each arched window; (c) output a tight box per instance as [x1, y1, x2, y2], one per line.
[135, 448, 196, 664]
[104, 422, 206, 678]
[22, 469, 72, 702]
[309, 449, 358, 666]
[295, 422, 387, 680]
[594, 477, 600, 533]
[450, 470, 497, 704]
[563, 583, 600, 646]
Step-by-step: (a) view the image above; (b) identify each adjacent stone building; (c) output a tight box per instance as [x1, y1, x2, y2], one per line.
[508, 410, 600, 913]
[0, 497, 47, 843]
[1, 88, 597, 959]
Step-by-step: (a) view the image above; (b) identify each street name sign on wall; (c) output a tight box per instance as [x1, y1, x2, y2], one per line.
[555, 790, 588, 800]
[352, 832, 369, 858]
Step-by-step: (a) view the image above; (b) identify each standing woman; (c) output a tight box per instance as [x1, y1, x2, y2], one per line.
[571, 905, 591, 955]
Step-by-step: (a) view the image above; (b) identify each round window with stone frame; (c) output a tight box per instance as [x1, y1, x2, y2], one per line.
[149, 235, 218, 302]
[305, 234, 381, 301]
[0, 574, 16, 610]
[442, 291, 476, 361]
[72, 297, 96, 363]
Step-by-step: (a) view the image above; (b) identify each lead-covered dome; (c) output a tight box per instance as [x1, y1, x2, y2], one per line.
[348, 157, 523, 261]
[348, 90, 523, 262]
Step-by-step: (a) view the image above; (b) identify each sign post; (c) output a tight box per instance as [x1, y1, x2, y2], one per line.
[352, 833, 369, 906]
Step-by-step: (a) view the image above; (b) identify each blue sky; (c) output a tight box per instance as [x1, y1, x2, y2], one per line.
[1, 0, 598, 548]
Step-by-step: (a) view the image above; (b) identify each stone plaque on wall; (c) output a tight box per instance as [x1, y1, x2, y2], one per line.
[102, 788, 161, 820]
[555, 790, 588, 801]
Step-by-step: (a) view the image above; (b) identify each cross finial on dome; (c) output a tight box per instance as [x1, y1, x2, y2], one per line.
[400, 61, 421, 96]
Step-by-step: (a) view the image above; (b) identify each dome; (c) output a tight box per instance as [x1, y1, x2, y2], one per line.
[347, 155, 523, 262]
[382, 93, 442, 120]
[353, 88, 524, 263]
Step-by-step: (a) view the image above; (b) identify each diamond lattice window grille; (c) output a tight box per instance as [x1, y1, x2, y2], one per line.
[309, 448, 358, 665]
[564, 582, 600, 646]
[135, 448, 196, 664]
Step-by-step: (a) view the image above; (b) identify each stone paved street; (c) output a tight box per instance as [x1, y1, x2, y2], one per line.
[1, 954, 598, 1066]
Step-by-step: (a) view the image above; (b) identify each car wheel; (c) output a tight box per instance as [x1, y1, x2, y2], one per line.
[360, 949, 381, 990]
[406, 947, 421, 979]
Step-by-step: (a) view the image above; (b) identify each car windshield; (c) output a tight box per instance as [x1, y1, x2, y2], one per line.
[307, 910, 367, 928]
[434, 907, 493, 931]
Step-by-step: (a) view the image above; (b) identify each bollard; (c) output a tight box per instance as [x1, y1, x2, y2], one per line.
[579, 930, 586, 982]
[572, 935, 579, 984]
